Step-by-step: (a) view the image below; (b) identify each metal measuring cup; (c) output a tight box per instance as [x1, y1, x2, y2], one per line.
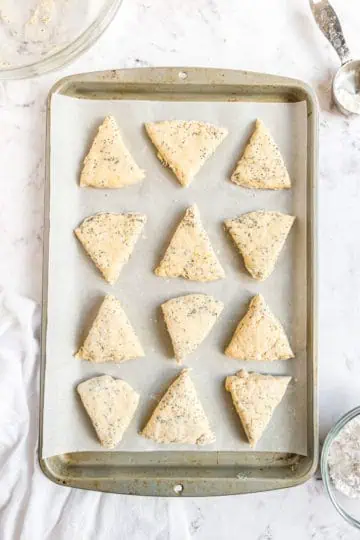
[310, 0, 360, 115]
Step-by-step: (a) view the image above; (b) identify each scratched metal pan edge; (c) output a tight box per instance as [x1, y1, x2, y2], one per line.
[39, 67, 318, 497]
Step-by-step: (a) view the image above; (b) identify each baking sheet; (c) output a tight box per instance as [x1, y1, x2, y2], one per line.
[42, 94, 307, 458]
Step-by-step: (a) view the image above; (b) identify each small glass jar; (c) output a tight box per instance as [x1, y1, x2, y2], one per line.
[321, 406, 360, 529]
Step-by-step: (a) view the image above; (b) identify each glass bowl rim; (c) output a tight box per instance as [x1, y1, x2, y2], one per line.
[0, 0, 123, 80]
[321, 405, 360, 529]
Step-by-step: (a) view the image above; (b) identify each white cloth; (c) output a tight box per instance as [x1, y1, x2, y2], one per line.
[0, 291, 189, 540]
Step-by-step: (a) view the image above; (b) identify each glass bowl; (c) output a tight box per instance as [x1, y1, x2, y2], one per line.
[321, 406, 360, 529]
[0, 0, 122, 80]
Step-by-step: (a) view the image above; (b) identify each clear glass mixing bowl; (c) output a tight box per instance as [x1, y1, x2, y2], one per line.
[321, 406, 360, 529]
[0, 0, 122, 80]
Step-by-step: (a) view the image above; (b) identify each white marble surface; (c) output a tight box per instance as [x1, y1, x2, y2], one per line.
[2, 0, 360, 537]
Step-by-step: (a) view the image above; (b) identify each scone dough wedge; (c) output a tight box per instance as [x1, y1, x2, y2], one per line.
[225, 294, 293, 361]
[225, 210, 295, 281]
[141, 369, 215, 445]
[231, 119, 291, 189]
[225, 369, 291, 447]
[155, 204, 225, 282]
[80, 116, 145, 188]
[75, 212, 147, 285]
[76, 295, 145, 363]
[162, 293, 224, 363]
[145, 120, 228, 187]
[77, 375, 139, 448]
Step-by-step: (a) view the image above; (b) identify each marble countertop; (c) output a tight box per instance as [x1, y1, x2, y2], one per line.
[2, 0, 360, 537]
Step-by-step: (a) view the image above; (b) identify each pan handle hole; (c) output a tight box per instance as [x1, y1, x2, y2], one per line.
[178, 71, 188, 80]
[173, 483, 184, 494]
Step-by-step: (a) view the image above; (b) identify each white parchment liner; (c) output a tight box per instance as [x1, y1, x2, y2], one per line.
[42, 95, 307, 457]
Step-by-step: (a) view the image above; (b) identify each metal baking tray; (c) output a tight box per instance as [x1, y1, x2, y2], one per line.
[40, 67, 318, 496]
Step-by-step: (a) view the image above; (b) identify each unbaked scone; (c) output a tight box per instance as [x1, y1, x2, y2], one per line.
[77, 375, 139, 448]
[231, 119, 291, 189]
[225, 294, 293, 361]
[76, 295, 144, 363]
[161, 293, 224, 363]
[145, 120, 228, 187]
[75, 212, 147, 284]
[80, 116, 145, 188]
[225, 210, 295, 281]
[225, 369, 291, 447]
[155, 204, 225, 282]
[141, 369, 215, 445]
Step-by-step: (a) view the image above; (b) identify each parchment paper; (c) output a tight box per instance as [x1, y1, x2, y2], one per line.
[42, 94, 308, 458]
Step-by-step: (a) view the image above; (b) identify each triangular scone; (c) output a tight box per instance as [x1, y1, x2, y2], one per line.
[80, 116, 145, 188]
[77, 375, 139, 448]
[155, 204, 225, 281]
[225, 211, 295, 281]
[145, 120, 228, 187]
[231, 119, 291, 190]
[76, 295, 144, 363]
[141, 369, 215, 445]
[225, 369, 291, 447]
[225, 294, 293, 361]
[75, 212, 147, 284]
[162, 294, 224, 363]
